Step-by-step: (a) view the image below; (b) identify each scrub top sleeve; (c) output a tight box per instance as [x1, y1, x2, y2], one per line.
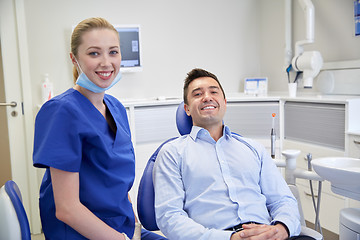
[33, 100, 82, 172]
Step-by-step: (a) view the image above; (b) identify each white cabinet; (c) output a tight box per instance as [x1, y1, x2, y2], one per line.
[283, 99, 360, 234]
[225, 101, 280, 139]
[133, 104, 179, 144]
[284, 102, 345, 150]
[225, 101, 281, 157]
[346, 133, 360, 210]
[348, 134, 360, 159]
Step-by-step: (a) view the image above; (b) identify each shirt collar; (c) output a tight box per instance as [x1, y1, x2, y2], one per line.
[189, 125, 232, 141]
[223, 125, 232, 137]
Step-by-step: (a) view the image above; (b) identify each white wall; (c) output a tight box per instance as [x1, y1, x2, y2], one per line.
[259, 0, 360, 93]
[24, 0, 262, 107]
[294, 0, 359, 62]
[24, 0, 360, 109]
[259, 0, 288, 92]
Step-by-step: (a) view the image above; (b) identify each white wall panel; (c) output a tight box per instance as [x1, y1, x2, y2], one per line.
[284, 102, 345, 150]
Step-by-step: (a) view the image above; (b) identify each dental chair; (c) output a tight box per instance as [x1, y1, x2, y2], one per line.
[0, 180, 31, 240]
[137, 102, 323, 239]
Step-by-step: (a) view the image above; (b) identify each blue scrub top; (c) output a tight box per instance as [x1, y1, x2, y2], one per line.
[33, 88, 135, 239]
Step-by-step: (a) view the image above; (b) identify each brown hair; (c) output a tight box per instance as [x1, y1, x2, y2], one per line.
[183, 68, 226, 104]
[71, 17, 119, 83]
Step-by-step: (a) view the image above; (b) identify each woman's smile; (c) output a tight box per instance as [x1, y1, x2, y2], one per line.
[96, 71, 113, 80]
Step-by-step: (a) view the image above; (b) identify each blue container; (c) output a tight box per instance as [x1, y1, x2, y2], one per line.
[355, 1, 360, 36]
[355, 0, 360, 16]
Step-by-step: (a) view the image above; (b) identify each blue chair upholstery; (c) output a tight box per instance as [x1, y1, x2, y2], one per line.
[0, 180, 31, 240]
[175, 102, 192, 135]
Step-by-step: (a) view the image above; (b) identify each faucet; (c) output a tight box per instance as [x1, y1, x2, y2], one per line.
[306, 153, 312, 171]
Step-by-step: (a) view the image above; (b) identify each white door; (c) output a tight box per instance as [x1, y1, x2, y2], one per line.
[0, 0, 41, 234]
[0, 47, 12, 187]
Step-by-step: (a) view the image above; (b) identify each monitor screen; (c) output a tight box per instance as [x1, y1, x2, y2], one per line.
[115, 25, 143, 72]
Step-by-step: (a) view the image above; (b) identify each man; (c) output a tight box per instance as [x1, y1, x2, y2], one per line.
[153, 68, 314, 240]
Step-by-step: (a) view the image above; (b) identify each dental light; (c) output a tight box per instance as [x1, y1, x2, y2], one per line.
[291, 0, 323, 88]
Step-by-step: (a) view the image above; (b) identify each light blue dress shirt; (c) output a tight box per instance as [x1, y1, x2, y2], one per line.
[153, 125, 301, 240]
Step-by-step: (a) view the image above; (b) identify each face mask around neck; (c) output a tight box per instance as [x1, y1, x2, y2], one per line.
[74, 58, 122, 93]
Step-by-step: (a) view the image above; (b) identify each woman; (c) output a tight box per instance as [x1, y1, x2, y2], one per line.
[33, 17, 166, 240]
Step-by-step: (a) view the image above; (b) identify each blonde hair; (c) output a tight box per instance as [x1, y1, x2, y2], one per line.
[71, 17, 119, 83]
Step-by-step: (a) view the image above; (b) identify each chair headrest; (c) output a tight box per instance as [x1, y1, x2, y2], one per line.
[176, 102, 193, 135]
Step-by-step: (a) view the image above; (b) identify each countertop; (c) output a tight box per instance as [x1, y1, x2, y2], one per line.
[120, 92, 360, 107]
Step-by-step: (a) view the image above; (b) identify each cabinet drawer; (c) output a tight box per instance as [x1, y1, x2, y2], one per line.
[348, 134, 360, 158]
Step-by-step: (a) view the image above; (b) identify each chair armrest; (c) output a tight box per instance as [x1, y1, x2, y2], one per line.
[300, 226, 323, 240]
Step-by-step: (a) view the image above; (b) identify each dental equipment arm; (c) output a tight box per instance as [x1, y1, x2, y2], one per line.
[292, 51, 323, 88]
[306, 153, 322, 234]
[276, 150, 324, 235]
[295, 0, 315, 54]
[293, 168, 323, 182]
[291, 0, 323, 88]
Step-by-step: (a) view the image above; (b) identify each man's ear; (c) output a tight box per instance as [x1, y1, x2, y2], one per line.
[184, 103, 191, 117]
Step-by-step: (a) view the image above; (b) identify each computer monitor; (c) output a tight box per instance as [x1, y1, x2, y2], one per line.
[115, 25, 143, 72]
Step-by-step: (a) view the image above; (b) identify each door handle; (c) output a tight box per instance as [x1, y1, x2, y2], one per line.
[0, 101, 17, 107]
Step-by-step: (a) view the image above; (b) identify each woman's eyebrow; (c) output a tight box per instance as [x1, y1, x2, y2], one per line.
[86, 46, 119, 51]
[86, 46, 101, 52]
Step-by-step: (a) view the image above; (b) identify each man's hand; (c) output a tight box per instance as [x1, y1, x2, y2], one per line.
[230, 223, 288, 240]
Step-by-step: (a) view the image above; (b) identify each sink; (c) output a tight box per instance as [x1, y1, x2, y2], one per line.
[311, 157, 360, 200]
